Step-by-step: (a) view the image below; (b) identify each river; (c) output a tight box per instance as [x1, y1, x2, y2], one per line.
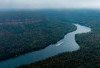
[0, 24, 91, 68]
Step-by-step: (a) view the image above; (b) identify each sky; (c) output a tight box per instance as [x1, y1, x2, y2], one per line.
[0, 0, 100, 9]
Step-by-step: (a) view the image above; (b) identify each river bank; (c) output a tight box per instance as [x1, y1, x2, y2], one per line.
[0, 24, 91, 68]
[18, 24, 92, 68]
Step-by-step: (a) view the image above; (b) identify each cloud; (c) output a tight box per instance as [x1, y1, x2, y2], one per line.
[0, 0, 100, 9]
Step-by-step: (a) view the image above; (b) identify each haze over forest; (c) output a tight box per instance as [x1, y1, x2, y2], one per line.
[0, 0, 100, 68]
[0, 0, 100, 9]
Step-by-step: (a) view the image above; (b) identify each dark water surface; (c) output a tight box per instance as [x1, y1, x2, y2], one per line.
[0, 24, 91, 68]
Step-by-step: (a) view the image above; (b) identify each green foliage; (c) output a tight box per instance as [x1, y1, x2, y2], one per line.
[0, 11, 76, 61]
[18, 10, 100, 68]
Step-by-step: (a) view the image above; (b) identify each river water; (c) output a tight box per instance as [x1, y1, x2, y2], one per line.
[0, 24, 91, 68]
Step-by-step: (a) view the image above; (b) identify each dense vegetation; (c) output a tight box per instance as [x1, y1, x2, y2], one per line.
[18, 10, 100, 68]
[0, 11, 76, 61]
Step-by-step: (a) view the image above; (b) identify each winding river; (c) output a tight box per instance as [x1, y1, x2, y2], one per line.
[0, 24, 91, 68]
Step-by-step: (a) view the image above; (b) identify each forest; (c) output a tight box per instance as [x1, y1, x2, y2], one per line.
[0, 11, 76, 61]
[18, 10, 100, 68]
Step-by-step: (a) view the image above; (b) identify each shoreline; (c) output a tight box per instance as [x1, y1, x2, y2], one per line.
[0, 23, 76, 61]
